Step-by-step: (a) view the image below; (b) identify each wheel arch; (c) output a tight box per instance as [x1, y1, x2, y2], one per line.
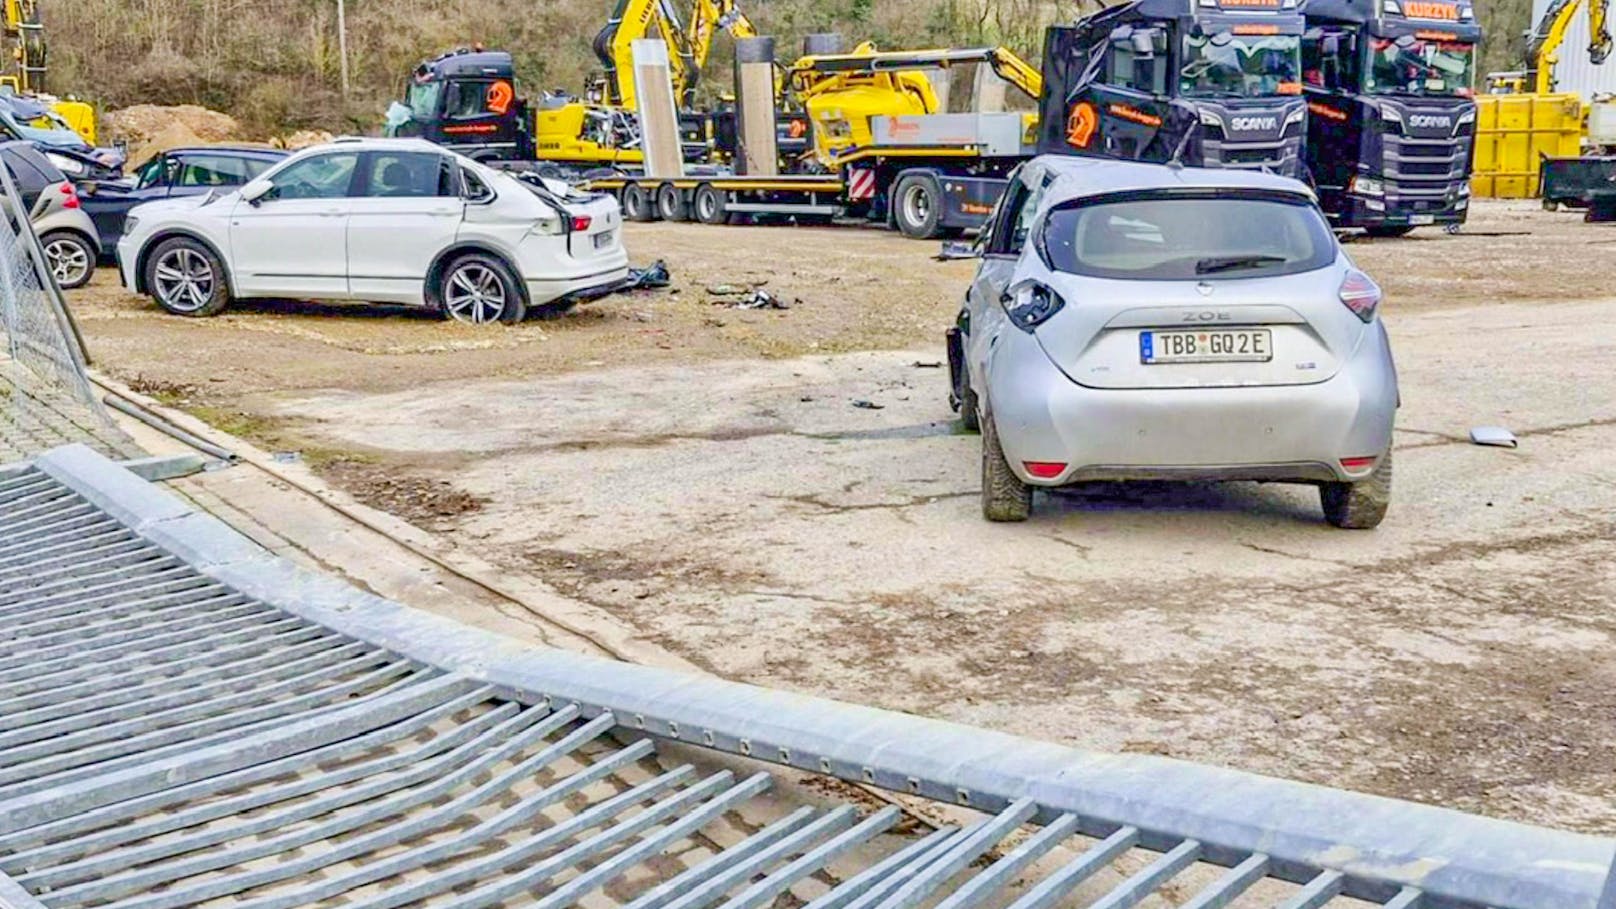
[423, 242, 531, 311]
[132, 230, 235, 297]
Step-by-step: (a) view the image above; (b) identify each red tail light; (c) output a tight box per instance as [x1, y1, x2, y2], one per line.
[60, 183, 80, 209]
[1340, 456, 1378, 472]
[1339, 270, 1381, 323]
[570, 215, 592, 232]
[1023, 461, 1067, 479]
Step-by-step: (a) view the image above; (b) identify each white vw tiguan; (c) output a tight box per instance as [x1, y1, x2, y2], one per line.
[117, 138, 629, 324]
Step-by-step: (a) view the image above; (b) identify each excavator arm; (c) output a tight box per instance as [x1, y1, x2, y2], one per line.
[593, 0, 697, 110]
[1530, 0, 1612, 92]
[2, 0, 44, 93]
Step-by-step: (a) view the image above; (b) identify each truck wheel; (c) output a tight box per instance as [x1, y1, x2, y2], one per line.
[656, 183, 689, 221]
[894, 174, 944, 240]
[1320, 450, 1392, 529]
[981, 415, 1031, 522]
[622, 183, 656, 222]
[693, 184, 729, 224]
[1364, 225, 1415, 239]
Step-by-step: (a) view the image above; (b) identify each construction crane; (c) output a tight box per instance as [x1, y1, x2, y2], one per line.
[1526, 0, 1611, 93]
[594, 0, 763, 110]
[1, 0, 44, 93]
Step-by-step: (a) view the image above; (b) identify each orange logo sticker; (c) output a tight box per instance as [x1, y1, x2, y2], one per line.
[1232, 23, 1281, 34]
[1308, 102, 1348, 121]
[486, 80, 514, 115]
[1066, 102, 1098, 148]
[1404, 0, 1459, 19]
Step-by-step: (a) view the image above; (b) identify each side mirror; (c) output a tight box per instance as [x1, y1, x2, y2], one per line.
[240, 178, 273, 205]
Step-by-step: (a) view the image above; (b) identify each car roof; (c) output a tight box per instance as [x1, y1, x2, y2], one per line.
[161, 145, 288, 158]
[1031, 155, 1315, 204]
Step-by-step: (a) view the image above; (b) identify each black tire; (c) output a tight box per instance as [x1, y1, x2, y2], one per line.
[981, 415, 1031, 522]
[144, 236, 230, 317]
[693, 184, 729, 224]
[40, 230, 95, 289]
[622, 183, 656, 222]
[1320, 450, 1392, 529]
[1542, 199, 1559, 212]
[893, 173, 944, 240]
[1364, 225, 1416, 239]
[656, 183, 689, 221]
[438, 253, 527, 325]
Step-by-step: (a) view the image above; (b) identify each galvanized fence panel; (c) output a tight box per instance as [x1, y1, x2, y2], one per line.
[0, 164, 135, 463]
[2, 445, 1612, 909]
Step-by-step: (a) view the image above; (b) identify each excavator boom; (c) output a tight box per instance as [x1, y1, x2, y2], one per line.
[1529, 0, 1612, 92]
[788, 46, 1042, 100]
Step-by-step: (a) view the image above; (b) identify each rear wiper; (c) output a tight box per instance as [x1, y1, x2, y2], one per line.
[1195, 254, 1287, 274]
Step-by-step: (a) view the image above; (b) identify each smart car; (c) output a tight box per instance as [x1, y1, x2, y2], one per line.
[117, 137, 629, 323]
[946, 156, 1398, 527]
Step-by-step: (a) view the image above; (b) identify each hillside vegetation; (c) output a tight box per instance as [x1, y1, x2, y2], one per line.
[47, 0, 1529, 136]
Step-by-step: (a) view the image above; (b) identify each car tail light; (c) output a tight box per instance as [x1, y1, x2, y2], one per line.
[1340, 455, 1378, 472]
[1339, 270, 1381, 323]
[1023, 461, 1067, 479]
[61, 183, 80, 209]
[569, 215, 592, 232]
[1002, 281, 1067, 333]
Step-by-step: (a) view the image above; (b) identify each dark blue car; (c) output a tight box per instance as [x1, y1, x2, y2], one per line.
[83, 145, 287, 257]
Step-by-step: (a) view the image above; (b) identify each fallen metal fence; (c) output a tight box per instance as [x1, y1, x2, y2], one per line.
[2, 444, 1613, 909]
[0, 164, 133, 463]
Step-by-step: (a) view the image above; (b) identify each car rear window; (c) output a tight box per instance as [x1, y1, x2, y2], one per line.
[1039, 192, 1335, 281]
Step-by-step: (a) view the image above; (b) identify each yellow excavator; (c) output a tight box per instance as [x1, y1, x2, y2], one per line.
[0, 0, 98, 145]
[1487, 0, 1611, 93]
[784, 43, 1043, 167]
[594, 0, 766, 109]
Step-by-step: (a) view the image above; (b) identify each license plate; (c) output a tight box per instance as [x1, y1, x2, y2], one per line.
[1140, 329, 1272, 364]
[1409, 214, 1435, 225]
[593, 230, 615, 249]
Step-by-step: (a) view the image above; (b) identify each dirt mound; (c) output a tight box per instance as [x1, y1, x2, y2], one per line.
[104, 104, 245, 163]
[272, 129, 334, 150]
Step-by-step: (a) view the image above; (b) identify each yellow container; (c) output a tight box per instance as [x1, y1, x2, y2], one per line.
[1472, 93, 1582, 198]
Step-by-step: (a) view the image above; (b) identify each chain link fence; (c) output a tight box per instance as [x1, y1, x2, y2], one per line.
[0, 159, 137, 463]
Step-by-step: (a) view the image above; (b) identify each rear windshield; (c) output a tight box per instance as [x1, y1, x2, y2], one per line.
[1040, 193, 1335, 281]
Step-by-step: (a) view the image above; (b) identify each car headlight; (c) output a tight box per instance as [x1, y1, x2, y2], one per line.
[45, 152, 85, 176]
[1349, 175, 1385, 197]
[122, 215, 139, 235]
[1002, 281, 1066, 332]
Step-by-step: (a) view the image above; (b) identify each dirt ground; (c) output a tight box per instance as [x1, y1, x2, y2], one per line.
[72, 199, 1616, 835]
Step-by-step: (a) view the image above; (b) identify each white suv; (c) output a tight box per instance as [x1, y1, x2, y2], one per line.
[116, 138, 629, 324]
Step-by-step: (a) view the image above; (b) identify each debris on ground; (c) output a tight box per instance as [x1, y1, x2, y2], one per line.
[627, 259, 672, 290]
[912, 360, 944, 369]
[1470, 426, 1520, 448]
[731, 289, 793, 310]
[851, 399, 885, 410]
[934, 240, 979, 261]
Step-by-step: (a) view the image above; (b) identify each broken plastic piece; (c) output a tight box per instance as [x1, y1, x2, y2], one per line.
[1469, 426, 1518, 448]
[935, 240, 980, 261]
[627, 260, 671, 290]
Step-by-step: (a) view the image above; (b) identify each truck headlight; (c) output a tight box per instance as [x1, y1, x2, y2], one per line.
[1284, 105, 1306, 126]
[1350, 175, 1385, 197]
[1199, 109, 1225, 129]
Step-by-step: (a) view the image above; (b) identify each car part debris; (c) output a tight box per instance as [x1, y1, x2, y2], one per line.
[912, 360, 943, 368]
[627, 259, 671, 289]
[934, 240, 980, 260]
[852, 399, 884, 410]
[728, 289, 791, 310]
[1470, 426, 1519, 448]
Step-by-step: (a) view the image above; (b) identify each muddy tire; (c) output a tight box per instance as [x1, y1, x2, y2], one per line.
[893, 173, 944, 240]
[1320, 450, 1392, 529]
[40, 230, 94, 289]
[981, 415, 1031, 522]
[693, 184, 728, 224]
[145, 236, 230, 317]
[656, 183, 688, 221]
[622, 183, 656, 222]
[439, 253, 527, 325]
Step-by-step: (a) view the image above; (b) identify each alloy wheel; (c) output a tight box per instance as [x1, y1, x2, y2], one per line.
[44, 237, 90, 288]
[152, 247, 216, 312]
[444, 263, 507, 325]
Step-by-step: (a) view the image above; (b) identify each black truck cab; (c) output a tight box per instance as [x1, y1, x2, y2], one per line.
[1300, 0, 1480, 233]
[1037, 0, 1309, 178]
[386, 49, 534, 161]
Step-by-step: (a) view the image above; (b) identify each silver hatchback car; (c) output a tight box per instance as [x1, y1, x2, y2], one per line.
[946, 156, 1398, 527]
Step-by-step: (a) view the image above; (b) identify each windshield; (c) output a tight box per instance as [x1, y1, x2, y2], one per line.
[1040, 193, 1335, 281]
[405, 79, 443, 120]
[1366, 36, 1475, 96]
[1180, 33, 1303, 97]
[4, 110, 87, 149]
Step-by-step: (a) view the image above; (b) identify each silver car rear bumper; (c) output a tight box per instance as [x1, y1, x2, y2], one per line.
[985, 321, 1397, 486]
